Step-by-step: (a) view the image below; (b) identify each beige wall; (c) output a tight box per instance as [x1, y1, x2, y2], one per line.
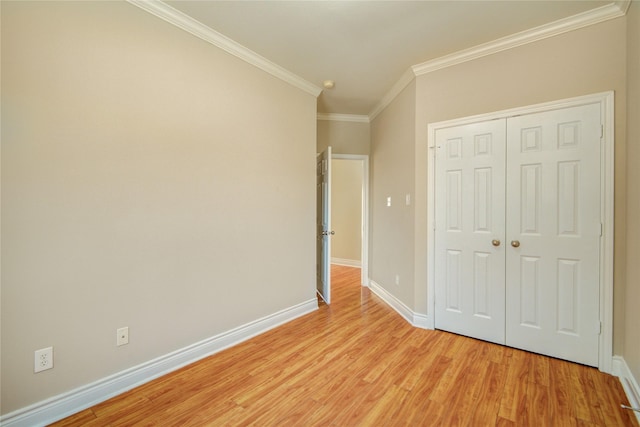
[371, 17, 628, 341]
[370, 80, 416, 307]
[1, 1, 317, 414]
[331, 159, 363, 263]
[317, 119, 370, 155]
[625, 1, 640, 384]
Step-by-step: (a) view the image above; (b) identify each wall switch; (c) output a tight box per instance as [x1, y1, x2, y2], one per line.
[34, 347, 53, 373]
[395, 274, 400, 286]
[406, 194, 411, 206]
[117, 327, 129, 346]
[386, 197, 392, 207]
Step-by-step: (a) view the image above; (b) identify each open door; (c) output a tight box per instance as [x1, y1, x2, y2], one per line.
[316, 146, 332, 303]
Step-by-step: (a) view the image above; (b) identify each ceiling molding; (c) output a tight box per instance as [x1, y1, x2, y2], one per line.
[368, 68, 416, 121]
[615, 0, 632, 14]
[317, 113, 370, 123]
[371, 1, 628, 121]
[412, 2, 628, 76]
[127, 0, 322, 98]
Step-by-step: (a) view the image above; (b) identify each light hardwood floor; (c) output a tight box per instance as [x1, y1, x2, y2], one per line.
[52, 265, 638, 426]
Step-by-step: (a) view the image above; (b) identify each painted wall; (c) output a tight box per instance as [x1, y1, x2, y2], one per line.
[1, 1, 317, 414]
[625, 1, 640, 385]
[370, 80, 417, 307]
[331, 159, 363, 263]
[370, 17, 628, 348]
[317, 119, 370, 155]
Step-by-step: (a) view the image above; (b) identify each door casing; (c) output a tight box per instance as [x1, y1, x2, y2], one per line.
[426, 91, 615, 373]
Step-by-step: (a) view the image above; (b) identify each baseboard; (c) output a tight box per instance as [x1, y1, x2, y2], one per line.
[368, 280, 432, 329]
[612, 355, 640, 423]
[0, 298, 319, 427]
[412, 312, 433, 329]
[331, 258, 361, 268]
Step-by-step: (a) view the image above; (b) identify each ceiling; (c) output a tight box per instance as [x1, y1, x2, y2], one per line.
[165, 1, 614, 116]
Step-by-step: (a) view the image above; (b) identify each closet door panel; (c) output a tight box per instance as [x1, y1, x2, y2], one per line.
[434, 120, 506, 344]
[505, 103, 601, 367]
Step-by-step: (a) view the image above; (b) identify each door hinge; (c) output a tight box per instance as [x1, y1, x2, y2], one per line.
[600, 223, 603, 237]
[601, 124, 604, 139]
[597, 321, 602, 335]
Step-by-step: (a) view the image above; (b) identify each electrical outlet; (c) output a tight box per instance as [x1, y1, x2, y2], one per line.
[34, 347, 53, 373]
[117, 327, 129, 346]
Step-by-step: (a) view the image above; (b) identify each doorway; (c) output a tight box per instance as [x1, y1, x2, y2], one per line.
[332, 154, 369, 288]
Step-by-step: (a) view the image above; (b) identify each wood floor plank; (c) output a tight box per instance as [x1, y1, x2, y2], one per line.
[549, 357, 578, 426]
[397, 353, 452, 418]
[49, 265, 638, 427]
[568, 360, 596, 423]
[357, 384, 410, 426]
[532, 352, 551, 387]
[524, 381, 550, 426]
[441, 348, 492, 426]
[498, 349, 532, 422]
[469, 361, 509, 426]
[49, 409, 96, 426]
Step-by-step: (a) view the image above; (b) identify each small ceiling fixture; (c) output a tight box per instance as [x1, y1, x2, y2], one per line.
[323, 80, 335, 89]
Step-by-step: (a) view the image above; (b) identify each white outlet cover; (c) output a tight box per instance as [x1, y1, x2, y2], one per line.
[34, 347, 53, 373]
[117, 327, 129, 346]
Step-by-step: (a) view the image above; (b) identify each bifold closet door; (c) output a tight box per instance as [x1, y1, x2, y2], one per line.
[505, 103, 601, 367]
[434, 120, 506, 345]
[434, 102, 602, 367]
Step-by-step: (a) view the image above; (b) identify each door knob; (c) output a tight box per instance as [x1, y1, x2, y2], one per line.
[492, 239, 501, 247]
[511, 240, 520, 248]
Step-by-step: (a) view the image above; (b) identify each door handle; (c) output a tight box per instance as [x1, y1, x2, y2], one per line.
[511, 240, 520, 248]
[492, 239, 501, 247]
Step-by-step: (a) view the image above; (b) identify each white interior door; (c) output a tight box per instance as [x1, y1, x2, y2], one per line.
[434, 102, 602, 367]
[505, 103, 602, 366]
[316, 147, 332, 303]
[434, 120, 506, 344]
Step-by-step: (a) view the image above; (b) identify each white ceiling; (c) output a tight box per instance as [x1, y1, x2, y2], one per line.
[165, 1, 614, 115]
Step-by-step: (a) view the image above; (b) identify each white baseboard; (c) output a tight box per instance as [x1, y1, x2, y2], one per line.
[331, 258, 361, 268]
[368, 280, 433, 329]
[412, 312, 433, 329]
[612, 355, 640, 423]
[0, 298, 319, 427]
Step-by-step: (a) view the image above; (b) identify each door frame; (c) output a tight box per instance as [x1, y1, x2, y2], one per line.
[332, 154, 370, 287]
[426, 91, 615, 373]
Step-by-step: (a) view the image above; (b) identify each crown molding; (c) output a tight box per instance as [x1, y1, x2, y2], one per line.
[368, 67, 416, 121]
[412, 2, 628, 76]
[370, 1, 628, 121]
[126, 0, 322, 98]
[317, 113, 370, 123]
[615, 0, 632, 14]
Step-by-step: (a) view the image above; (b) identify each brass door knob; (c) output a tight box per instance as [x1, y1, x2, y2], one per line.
[511, 240, 520, 248]
[492, 239, 501, 247]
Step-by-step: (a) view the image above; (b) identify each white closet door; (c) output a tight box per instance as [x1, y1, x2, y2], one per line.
[435, 120, 506, 344]
[505, 103, 601, 367]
